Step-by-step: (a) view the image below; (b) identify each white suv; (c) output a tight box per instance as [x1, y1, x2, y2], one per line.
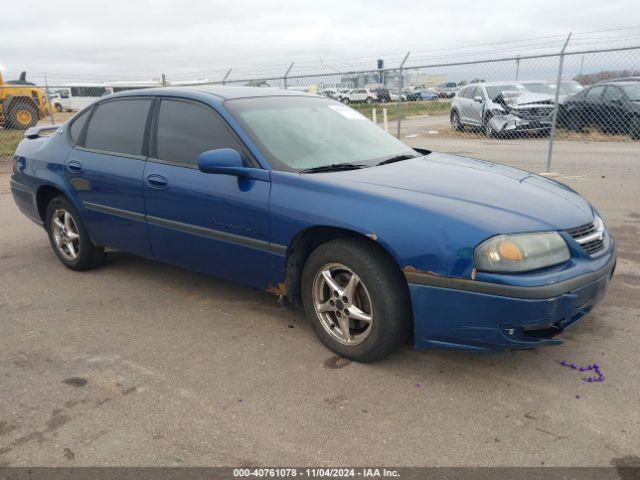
[450, 82, 555, 137]
[338, 88, 377, 104]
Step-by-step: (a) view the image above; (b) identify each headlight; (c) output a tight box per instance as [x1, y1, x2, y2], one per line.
[474, 232, 570, 273]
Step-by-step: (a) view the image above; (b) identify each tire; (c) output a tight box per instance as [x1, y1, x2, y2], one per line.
[450, 109, 464, 131]
[6, 101, 38, 130]
[45, 196, 105, 271]
[301, 238, 410, 362]
[366, 97, 373, 104]
[342, 98, 350, 104]
[55, 103, 63, 113]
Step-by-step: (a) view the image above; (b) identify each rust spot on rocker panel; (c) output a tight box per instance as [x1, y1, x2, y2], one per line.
[266, 282, 288, 297]
[403, 265, 440, 275]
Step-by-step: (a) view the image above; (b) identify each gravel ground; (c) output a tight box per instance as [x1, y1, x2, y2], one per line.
[0, 129, 639, 467]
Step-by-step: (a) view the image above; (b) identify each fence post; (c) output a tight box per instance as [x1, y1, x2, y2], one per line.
[396, 52, 410, 139]
[283, 62, 294, 90]
[546, 33, 572, 172]
[161, 73, 167, 87]
[222, 68, 232, 85]
[44, 73, 55, 125]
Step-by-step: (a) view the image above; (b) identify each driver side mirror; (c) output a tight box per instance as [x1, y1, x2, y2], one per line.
[473, 95, 484, 103]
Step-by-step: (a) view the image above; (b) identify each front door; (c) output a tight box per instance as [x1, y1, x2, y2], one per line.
[143, 97, 272, 288]
[64, 97, 153, 257]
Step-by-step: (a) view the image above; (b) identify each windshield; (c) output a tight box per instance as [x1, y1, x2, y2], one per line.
[522, 82, 556, 95]
[226, 96, 417, 172]
[622, 84, 640, 101]
[485, 83, 526, 101]
[559, 81, 584, 95]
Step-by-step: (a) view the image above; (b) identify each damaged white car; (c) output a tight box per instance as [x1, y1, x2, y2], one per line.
[450, 82, 555, 137]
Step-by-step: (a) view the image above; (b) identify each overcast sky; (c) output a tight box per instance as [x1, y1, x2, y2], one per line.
[3, 0, 640, 83]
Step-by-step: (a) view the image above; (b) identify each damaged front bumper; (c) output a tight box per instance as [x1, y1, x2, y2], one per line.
[407, 242, 616, 352]
[489, 113, 551, 134]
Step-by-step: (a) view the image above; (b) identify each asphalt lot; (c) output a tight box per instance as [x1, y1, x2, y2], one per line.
[1, 132, 639, 467]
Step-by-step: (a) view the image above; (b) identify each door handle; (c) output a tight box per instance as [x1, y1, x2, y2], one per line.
[67, 160, 83, 172]
[147, 174, 169, 189]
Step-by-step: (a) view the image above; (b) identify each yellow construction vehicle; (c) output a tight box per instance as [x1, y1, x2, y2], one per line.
[0, 71, 50, 130]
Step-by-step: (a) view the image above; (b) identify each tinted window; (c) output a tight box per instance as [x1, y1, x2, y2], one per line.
[460, 87, 471, 98]
[155, 99, 245, 166]
[68, 109, 90, 145]
[604, 86, 623, 102]
[84, 99, 152, 156]
[586, 86, 605, 100]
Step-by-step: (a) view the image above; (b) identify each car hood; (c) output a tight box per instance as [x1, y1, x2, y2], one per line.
[502, 91, 555, 107]
[325, 153, 593, 232]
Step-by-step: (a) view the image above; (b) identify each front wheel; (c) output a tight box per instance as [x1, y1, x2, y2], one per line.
[45, 196, 105, 271]
[301, 238, 410, 362]
[450, 109, 464, 131]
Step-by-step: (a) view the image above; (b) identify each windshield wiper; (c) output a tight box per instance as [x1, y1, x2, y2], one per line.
[376, 154, 420, 166]
[299, 163, 367, 174]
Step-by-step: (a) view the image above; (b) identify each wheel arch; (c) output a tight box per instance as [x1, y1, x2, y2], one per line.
[36, 184, 67, 222]
[282, 225, 407, 305]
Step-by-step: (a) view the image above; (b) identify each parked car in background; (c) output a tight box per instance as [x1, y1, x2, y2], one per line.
[390, 88, 422, 102]
[11, 86, 615, 362]
[436, 82, 459, 98]
[338, 88, 377, 104]
[318, 88, 339, 99]
[419, 90, 439, 101]
[372, 87, 391, 103]
[560, 81, 640, 138]
[450, 82, 554, 137]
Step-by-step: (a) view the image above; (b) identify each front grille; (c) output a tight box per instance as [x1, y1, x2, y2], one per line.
[514, 107, 553, 120]
[566, 221, 605, 255]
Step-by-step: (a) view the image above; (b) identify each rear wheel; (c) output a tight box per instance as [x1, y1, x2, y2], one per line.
[342, 97, 350, 104]
[55, 103, 63, 112]
[301, 238, 410, 362]
[6, 101, 38, 130]
[45, 196, 105, 271]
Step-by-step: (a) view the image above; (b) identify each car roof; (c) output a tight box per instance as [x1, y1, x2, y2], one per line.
[109, 85, 311, 100]
[596, 81, 640, 86]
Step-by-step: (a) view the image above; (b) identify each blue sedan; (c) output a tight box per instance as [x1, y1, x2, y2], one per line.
[10, 87, 615, 362]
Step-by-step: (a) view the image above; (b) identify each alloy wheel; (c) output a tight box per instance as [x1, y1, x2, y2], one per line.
[52, 208, 80, 261]
[312, 263, 374, 346]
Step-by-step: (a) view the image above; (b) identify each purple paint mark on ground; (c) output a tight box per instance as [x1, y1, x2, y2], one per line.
[415, 384, 422, 389]
[575, 395, 580, 399]
[560, 361, 605, 382]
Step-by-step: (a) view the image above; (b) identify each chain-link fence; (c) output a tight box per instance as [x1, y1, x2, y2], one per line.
[2, 37, 640, 174]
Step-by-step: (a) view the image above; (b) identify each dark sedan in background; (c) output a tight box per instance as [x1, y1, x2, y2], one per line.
[560, 81, 640, 138]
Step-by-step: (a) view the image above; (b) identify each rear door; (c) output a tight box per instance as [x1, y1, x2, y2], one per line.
[65, 97, 153, 257]
[143, 97, 272, 288]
